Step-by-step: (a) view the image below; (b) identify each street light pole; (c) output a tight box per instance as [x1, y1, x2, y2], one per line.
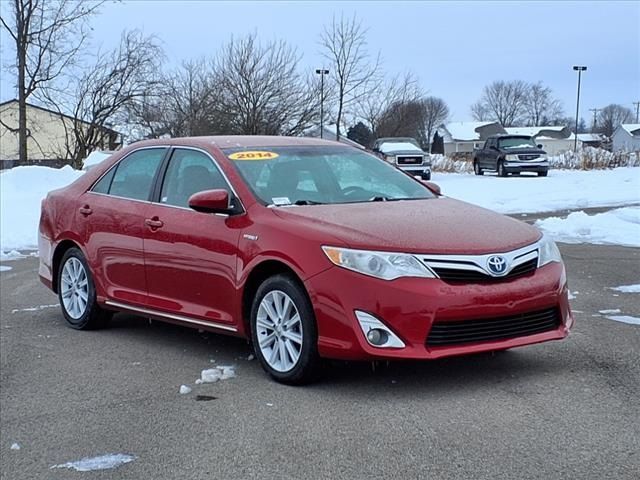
[572, 65, 587, 151]
[315, 68, 329, 139]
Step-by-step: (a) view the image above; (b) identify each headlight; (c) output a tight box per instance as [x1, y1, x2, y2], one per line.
[538, 233, 562, 266]
[322, 246, 435, 280]
[505, 154, 519, 161]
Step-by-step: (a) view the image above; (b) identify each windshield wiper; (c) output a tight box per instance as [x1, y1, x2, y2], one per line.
[369, 196, 391, 202]
[293, 199, 326, 205]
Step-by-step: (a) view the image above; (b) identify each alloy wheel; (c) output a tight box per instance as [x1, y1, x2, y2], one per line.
[256, 290, 303, 372]
[60, 257, 89, 319]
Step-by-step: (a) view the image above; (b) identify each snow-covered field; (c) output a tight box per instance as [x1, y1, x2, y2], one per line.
[1, 165, 639, 253]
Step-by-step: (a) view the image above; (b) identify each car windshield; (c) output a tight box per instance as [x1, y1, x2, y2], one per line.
[498, 137, 537, 149]
[225, 145, 435, 206]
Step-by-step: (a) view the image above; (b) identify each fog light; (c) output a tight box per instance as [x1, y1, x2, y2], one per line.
[355, 310, 405, 348]
[366, 328, 389, 346]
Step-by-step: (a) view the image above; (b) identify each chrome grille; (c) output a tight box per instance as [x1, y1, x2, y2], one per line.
[396, 155, 424, 165]
[518, 154, 541, 161]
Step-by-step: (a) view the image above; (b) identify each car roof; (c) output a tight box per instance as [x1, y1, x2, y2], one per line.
[126, 135, 344, 150]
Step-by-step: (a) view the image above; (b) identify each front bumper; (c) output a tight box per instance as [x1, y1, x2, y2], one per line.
[304, 262, 572, 360]
[503, 161, 548, 173]
[398, 165, 431, 177]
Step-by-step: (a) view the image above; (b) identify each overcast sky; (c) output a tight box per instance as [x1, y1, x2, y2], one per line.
[2, 0, 639, 123]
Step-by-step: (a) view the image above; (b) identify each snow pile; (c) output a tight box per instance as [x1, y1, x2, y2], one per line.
[0, 166, 84, 251]
[535, 207, 640, 247]
[83, 151, 113, 170]
[611, 284, 640, 293]
[0, 266, 11, 272]
[430, 154, 473, 173]
[605, 315, 640, 326]
[0, 250, 26, 261]
[437, 167, 640, 214]
[179, 385, 192, 394]
[51, 453, 136, 472]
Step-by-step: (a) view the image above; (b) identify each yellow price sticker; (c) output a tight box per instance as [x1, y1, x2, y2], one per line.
[228, 151, 279, 161]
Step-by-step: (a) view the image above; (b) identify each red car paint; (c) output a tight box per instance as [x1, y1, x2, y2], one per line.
[39, 136, 572, 360]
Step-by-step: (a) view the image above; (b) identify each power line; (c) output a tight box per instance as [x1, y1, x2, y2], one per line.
[589, 108, 600, 131]
[633, 101, 640, 123]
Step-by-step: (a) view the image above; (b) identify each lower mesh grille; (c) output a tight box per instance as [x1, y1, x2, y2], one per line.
[426, 308, 560, 346]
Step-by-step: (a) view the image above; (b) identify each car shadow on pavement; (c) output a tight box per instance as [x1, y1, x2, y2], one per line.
[105, 312, 567, 396]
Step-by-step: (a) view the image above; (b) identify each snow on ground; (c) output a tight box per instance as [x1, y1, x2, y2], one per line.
[611, 284, 640, 293]
[1, 165, 639, 252]
[535, 207, 640, 247]
[605, 315, 640, 326]
[435, 167, 640, 215]
[0, 166, 83, 251]
[0, 266, 11, 272]
[50, 453, 136, 471]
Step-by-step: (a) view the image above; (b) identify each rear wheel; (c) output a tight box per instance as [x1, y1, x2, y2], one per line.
[250, 274, 320, 384]
[58, 248, 111, 330]
[498, 161, 507, 177]
[473, 160, 484, 176]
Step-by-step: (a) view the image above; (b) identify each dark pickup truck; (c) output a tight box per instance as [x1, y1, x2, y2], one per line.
[473, 135, 549, 177]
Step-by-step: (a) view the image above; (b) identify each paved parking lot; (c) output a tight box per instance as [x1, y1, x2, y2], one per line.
[1, 243, 639, 479]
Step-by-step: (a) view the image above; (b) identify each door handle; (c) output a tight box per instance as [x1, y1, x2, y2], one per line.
[79, 205, 92, 216]
[145, 217, 164, 229]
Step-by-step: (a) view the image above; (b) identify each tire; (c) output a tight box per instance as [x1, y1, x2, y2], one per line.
[250, 274, 320, 384]
[538, 170, 548, 177]
[498, 161, 507, 177]
[57, 247, 111, 330]
[421, 172, 431, 181]
[473, 160, 484, 176]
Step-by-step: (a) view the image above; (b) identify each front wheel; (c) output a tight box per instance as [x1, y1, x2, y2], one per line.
[498, 161, 507, 177]
[473, 161, 484, 176]
[58, 247, 111, 330]
[250, 274, 320, 384]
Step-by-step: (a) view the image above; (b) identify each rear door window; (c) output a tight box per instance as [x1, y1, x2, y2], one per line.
[93, 148, 166, 201]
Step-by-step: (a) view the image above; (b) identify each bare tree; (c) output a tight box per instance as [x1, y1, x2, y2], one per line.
[377, 100, 428, 146]
[320, 14, 381, 140]
[524, 82, 563, 126]
[470, 101, 491, 121]
[213, 33, 321, 136]
[0, 0, 103, 163]
[471, 80, 528, 127]
[357, 72, 420, 138]
[421, 96, 449, 151]
[597, 104, 633, 138]
[44, 30, 163, 166]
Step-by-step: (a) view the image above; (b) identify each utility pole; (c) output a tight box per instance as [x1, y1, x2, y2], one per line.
[572, 66, 587, 151]
[634, 101, 640, 123]
[315, 68, 329, 139]
[589, 108, 600, 132]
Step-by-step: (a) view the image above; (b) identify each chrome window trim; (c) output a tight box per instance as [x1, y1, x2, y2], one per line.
[105, 300, 237, 332]
[417, 241, 540, 278]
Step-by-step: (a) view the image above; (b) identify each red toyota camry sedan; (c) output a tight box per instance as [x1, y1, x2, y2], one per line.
[39, 136, 573, 384]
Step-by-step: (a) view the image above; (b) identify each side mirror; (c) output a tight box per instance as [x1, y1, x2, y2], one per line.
[188, 189, 231, 213]
[537, 144, 543, 149]
[421, 180, 441, 196]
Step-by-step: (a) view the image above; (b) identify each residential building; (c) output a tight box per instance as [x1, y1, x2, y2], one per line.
[304, 123, 365, 149]
[612, 124, 640, 152]
[504, 126, 575, 155]
[436, 122, 505, 154]
[0, 99, 121, 169]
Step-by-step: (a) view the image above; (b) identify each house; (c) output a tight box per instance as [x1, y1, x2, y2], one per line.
[0, 99, 122, 169]
[436, 122, 505, 154]
[504, 126, 575, 155]
[576, 133, 606, 149]
[611, 124, 640, 152]
[304, 123, 365, 149]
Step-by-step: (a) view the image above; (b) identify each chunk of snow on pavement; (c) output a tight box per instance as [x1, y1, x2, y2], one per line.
[195, 379, 203, 385]
[568, 291, 577, 300]
[247, 354, 255, 361]
[10, 443, 20, 450]
[0, 166, 84, 251]
[179, 385, 192, 394]
[436, 167, 640, 215]
[50, 453, 136, 471]
[535, 207, 640, 247]
[0, 249, 25, 261]
[0, 266, 11, 272]
[599, 309, 621, 315]
[218, 365, 236, 379]
[605, 315, 640, 326]
[11, 304, 59, 313]
[201, 368, 221, 383]
[611, 284, 640, 293]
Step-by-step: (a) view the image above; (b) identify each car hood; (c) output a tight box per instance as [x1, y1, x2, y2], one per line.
[272, 197, 541, 255]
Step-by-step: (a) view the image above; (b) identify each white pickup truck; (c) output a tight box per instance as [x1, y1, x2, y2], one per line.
[372, 137, 431, 180]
